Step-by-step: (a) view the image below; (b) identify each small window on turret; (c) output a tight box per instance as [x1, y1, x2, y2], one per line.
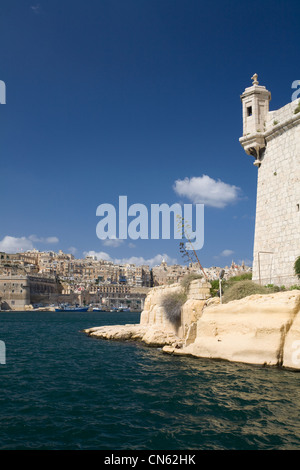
[247, 106, 252, 117]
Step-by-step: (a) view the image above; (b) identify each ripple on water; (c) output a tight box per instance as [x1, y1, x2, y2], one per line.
[0, 312, 300, 449]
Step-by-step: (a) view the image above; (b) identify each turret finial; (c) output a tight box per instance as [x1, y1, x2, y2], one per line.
[251, 73, 259, 85]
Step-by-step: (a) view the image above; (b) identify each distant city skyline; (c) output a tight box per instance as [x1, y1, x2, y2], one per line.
[0, 242, 249, 270]
[1, 0, 299, 269]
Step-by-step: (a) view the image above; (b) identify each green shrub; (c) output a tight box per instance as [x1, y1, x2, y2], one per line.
[294, 100, 300, 114]
[294, 256, 300, 279]
[180, 273, 203, 293]
[208, 273, 253, 298]
[265, 284, 282, 292]
[210, 279, 221, 297]
[222, 280, 271, 303]
[227, 273, 252, 282]
[290, 285, 300, 290]
[161, 291, 187, 327]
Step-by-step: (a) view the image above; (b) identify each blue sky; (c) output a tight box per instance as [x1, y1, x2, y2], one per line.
[1, 0, 299, 267]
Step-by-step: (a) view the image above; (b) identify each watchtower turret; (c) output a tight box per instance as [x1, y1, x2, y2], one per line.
[239, 74, 271, 166]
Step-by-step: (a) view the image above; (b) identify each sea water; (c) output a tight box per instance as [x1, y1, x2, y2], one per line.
[0, 311, 300, 450]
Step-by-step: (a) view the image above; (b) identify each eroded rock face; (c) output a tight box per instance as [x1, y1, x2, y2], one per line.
[140, 284, 183, 335]
[282, 295, 300, 369]
[84, 280, 210, 348]
[84, 283, 300, 370]
[140, 280, 211, 340]
[84, 324, 183, 348]
[165, 291, 300, 370]
[180, 299, 207, 343]
[84, 324, 147, 342]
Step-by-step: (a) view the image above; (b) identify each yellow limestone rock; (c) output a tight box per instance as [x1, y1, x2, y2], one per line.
[84, 324, 182, 348]
[178, 291, 300, 368]
[140, 283, 183, 335]
[85, 283, 300, 370]
[282, 295, 300, 369]
[180, 299, 207, 345]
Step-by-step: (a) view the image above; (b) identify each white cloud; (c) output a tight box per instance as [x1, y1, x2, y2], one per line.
[45, 236, 59, 243]
[0, 234, 60, 254]
[238, 258, 253, 266]
[68, 246, 78, 256]
[0, 236, 34, 253]
[220, 249, 234, 257]
[29, 235, 59, 244]
[30, 4, 41, 14]
[84, 251, 112, 261]
[114, 253, 178, 267]
[102, 238, 124, 248]
[173, 175, 241, 208]
[84, 251, 177, 267]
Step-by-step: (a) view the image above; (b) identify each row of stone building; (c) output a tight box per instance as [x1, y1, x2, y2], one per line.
[0, 250, 251, 310]
[0, 273, 150, 311]
[0, 250, 152, 286]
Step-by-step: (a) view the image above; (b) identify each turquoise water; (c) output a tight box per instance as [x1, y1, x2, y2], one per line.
[0, 311, 300, 450]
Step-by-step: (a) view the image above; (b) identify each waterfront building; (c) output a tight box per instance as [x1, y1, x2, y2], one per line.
[0, 248, 251, 310]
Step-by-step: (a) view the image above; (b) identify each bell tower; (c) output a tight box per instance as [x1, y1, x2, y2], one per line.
[239, 74, 271, 166]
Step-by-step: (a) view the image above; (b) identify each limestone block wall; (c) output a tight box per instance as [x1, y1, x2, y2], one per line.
[265, 101, 299, 132]
[252, 101, 300, 287]
[0, 276, 30, 310]
[187, 279, 211, 300]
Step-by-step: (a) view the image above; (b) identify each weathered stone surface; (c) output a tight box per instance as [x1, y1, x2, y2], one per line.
[84, 324, 147, 341]
[282, 295, 300, 368]
[162, 345, 188, 356]
[187, 279, 211, 300]
[84, 283, 300, 370]
[140, 281, 211, 340]
[180, 298, 206, 344]
[140, 283, 183, 335]
[84, 324, 183, 348]
[25, 304, 34, 310]
[180, 291, 300, 368]
[205, 297, 221, 307]
[142, 328, 183, 348]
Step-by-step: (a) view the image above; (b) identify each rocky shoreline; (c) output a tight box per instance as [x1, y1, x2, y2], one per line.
[84, 324, 184, 348]
[84, 281, 300, 370]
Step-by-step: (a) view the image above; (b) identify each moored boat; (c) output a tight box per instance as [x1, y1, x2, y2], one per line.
[55, 305, 90, 312]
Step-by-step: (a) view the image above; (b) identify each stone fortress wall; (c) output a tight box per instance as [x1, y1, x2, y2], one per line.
[240, 75, 300, 287]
